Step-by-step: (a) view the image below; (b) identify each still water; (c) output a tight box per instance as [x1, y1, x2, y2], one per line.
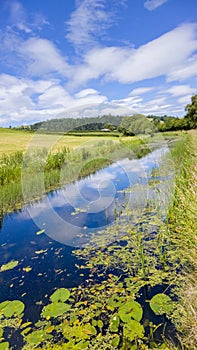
[0, 147, 172, 324]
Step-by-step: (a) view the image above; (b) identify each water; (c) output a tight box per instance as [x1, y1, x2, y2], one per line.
[0, 146, 175, 347]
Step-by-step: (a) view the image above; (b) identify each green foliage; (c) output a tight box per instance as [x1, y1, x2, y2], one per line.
[109, 315, 120, 332]
[123, 319, 144, 342]
[0, 300, 25, 318]
[150, 294, 174, 316]
[0, 342, 9, 350]
[42, 302, 70, 318]
[0, 260, 19, 272]
[118, 301, 143, 323]
[185, 94, 197, 128]
[119, 114, 155, 136]
[25, 329, 53, 344]
[0, 327, 4, 337]
[30, 115, 122, 132]
[50, 288, 70, 303]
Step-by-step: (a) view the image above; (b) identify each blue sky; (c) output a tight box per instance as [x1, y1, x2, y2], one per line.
[0, 0, 197, 126]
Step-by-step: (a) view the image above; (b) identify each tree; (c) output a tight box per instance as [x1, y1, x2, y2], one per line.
[185, 94, 197, 129]
[118, 114, 155, 136]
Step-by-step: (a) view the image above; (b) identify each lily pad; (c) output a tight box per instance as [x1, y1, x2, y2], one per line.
[123, 320, 144, 341]
[0, 300, 25, 318]
[0, 343, 9, 350]
[25, 330, 52, 344]
[36, 229, 45, 235]
[109, 315, 120, 332]
[42, 302, 70, 318]
[0, 327, 4, 337]
[50, 288, 70, 303]
[118, 300, 143, 323]
[150, 293, 173, 316]
[0, 260, 19, 272]
[111, 336, 120, 347]
[84, 323, 97, 336]
[22, 266, 32, 273]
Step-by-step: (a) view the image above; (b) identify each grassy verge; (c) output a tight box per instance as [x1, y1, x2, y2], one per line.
[166, 130, 197, 349]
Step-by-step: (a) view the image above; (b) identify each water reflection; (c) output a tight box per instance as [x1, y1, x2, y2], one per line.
[22, 147, 171, 247]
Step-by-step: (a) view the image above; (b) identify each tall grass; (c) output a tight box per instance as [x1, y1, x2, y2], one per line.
[0, 139, 136, 215]
[166, 131, 197, 349]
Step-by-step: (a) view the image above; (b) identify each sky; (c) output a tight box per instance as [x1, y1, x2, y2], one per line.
[0, 0, 197, 127]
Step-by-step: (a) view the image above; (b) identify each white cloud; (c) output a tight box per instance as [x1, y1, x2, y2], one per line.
[129, 87, 155, 95]
[108, 24, 197, 84]
[5, 0, 49, 33]
[168, 85, 195, 97]
[66, 0, 113, 49]
[167, 55, 197, 81]
[70, 23, 197, 87]
[178, 95, 193, 104]
[19, 37, 71, 77]
[74, 88, 99, 98]
[144, 0, 168, 11]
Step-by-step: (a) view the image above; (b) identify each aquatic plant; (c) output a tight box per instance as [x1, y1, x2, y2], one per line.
[0, 260, 19, 272]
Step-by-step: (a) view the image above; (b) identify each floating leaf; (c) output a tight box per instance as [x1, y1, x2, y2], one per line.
[97, 320, 104, 329]
[36, 229, 45, 235]
[42, 302, 70, 318]
[50, 288, 70, 303]
[123, 320, 144, 341]
[150, 293, 174, 315]
[35, 249, 47, 255]
[111, 336, 120, 347]
[0, 327, 4, 337]
[22, 267, 32, 273]
[20, 322, 32, 329]
[25, 330, 52, 344]
[118, 300, 143, 323]
[0, 260, 19, 272]
[84, 323, 97, 336]
[62, 323, 94, 341]
[107, 295, 123, 308]
[0, 343, 9, 350]
[0, 300, 25, 318]
[109, 315, 120, 332]
[21, 327, 32, 336]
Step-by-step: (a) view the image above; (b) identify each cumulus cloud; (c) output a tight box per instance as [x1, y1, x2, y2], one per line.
[19, 37, 71, 77]
[144, 0, 168, 11]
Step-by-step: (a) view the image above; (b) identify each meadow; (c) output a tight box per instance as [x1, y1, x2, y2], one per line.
[0, 128, 120, 155]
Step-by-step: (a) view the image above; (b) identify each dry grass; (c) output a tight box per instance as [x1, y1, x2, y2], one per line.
[0, 128, 120, 155]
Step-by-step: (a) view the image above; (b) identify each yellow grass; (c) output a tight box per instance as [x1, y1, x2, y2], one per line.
[0, 128, 120, 155]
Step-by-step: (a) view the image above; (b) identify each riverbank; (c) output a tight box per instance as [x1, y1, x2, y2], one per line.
[0, 136, 151, 216]
[166, 130, 197, 349]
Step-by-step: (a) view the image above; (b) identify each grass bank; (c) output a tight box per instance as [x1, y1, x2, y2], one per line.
[166, 130, 197, 349]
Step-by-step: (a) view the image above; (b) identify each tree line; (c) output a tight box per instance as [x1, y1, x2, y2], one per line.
[20, 94, 197, 135]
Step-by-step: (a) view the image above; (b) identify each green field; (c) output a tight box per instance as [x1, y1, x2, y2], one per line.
[0, 128, 121, 155]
